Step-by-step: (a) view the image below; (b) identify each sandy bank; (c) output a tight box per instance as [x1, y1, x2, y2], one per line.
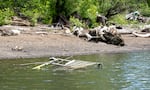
[0, 32, 149, 59]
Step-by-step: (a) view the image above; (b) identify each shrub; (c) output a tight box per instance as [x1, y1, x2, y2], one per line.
[22, 9, 40, 26]
[140, 7, 150, 17]
[69, 16, 85, 27]
[78, 0, 98, 27]
[0, 8, 14, 25]
[109, 14, 128, 25]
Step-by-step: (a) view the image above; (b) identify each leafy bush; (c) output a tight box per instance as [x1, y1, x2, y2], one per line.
[109, 14, 140, 25]
[0, 0, 150, 26]
[69, 16, 85, 27]
[0, 8, 14, 25]
[109, 14, 128, 25]
[22, 9, 40, 26]
[20, 0, 53, 25]
[140, 7, 150, 17]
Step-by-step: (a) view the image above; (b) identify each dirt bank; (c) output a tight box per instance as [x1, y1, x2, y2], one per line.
[0, 30, 150, 59]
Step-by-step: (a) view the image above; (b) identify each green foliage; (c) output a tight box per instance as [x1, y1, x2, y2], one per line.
[109, 14, 128, 25]
[139, 4, 150, 17]
[91, 22, 99, 28]
[0, 8, 14, 25]
[147, 0, 150, 7]
[63, 0, 80, 16]
[22, 10, 38, 26]
[110, 14, 141, 25]
[0, 0, 150, 26]
[141, 8, 150, 17]
[77, 0, 99, 27]
[98, 0, 112, 14]
[78, 0, 97, 20]
[69, 17, 85, 27]
[19, 0, 54, 25]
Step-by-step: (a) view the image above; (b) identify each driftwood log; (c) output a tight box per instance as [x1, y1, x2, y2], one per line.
[73, 27, 125, 46]
[89, 30, 125, 46]
[0, 29, 21, 36]
[102, 31, 124, 46]
[132, 32, 150, 38]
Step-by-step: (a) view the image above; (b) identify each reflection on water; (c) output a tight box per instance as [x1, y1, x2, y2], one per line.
[0, 51, 150, 90]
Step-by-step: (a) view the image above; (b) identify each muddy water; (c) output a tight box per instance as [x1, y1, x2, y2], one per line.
[0, 51, 150, 90]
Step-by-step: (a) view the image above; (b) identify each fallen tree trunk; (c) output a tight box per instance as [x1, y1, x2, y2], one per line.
[73, 27, 125, 46]
[102, 31, 125, 46]
[132, 32, 150, 38]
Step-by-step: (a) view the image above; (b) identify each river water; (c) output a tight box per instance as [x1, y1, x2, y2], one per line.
[0, 51, 150, 90]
